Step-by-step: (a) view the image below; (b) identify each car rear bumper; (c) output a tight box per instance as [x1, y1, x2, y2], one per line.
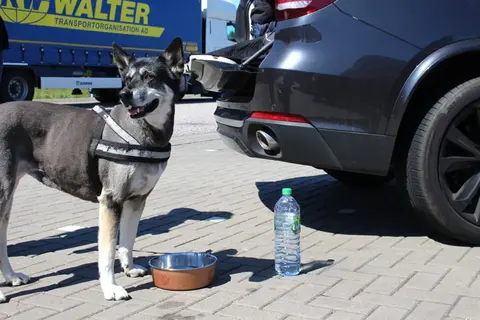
[215, 107, 342, 168]
[214, 107, 395, 175]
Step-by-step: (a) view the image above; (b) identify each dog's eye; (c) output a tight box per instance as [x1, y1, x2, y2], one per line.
[144, 74, 155, 85]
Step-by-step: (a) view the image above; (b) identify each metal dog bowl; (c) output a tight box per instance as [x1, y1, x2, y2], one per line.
[148, 252, 217, 291]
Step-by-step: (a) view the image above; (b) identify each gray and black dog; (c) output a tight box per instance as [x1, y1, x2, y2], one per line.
[0, 37, 185, 302]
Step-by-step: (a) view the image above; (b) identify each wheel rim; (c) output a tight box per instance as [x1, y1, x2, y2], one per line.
[7, 77, 28, 101]
[439, 102, 480, 225]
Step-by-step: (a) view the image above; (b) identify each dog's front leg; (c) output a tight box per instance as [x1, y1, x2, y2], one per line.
[118, 198, 147, 278]
[98, 192, 130, 301]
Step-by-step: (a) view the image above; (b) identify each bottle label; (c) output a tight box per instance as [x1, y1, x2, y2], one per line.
[291, 217, 301, 234]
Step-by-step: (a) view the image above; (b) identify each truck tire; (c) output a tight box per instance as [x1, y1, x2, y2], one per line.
[400, 77, 480, 245]
[324, 169, 393, 186]
[0, 69, 35, 103]
[92, 89, 120, 104]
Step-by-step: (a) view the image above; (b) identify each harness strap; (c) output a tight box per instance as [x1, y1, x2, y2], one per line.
[90, 105, 171, 163]
[92, 105, 140, 145]
[93, 139, 171, 163]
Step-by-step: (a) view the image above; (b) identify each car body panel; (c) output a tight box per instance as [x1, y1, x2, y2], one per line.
[334, 0, 480, 50]
[256, 5, 419, 135]
[386, 39, 480, 136]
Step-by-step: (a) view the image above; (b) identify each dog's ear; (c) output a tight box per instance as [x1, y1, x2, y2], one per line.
[112, 42, 133, 73]
[162, 37, 184, 79]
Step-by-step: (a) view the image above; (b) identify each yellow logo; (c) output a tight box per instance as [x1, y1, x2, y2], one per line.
[0, 0, 164, 37]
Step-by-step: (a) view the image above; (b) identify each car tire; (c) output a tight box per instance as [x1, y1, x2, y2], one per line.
[324, 169, 394, 186]
[401, 77, 480, 245]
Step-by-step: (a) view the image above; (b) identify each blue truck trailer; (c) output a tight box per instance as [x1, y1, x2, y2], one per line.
[0, 0, 236, 103]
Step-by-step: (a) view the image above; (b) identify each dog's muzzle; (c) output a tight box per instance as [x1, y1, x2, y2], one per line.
[126, 99, 160, 118]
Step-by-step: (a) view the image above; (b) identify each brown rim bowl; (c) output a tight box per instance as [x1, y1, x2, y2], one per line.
[148, 252, 217, 291]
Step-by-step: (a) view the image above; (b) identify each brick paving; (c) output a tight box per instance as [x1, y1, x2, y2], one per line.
[0, 101, 479, 319]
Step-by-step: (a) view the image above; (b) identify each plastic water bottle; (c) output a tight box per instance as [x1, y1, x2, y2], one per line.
[274, 187, 301, 276]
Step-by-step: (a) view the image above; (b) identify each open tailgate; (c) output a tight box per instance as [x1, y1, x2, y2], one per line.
[185, 37, 273, 95]
[187, 56, 257, 94]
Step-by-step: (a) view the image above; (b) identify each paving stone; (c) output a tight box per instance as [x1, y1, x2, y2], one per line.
[280, 283, 328, 304]
[7, 307, 57, 320]
[235, 286, 290, 309]
[284, 316, 311, 320]
[405, 302, 450, 320]
[365, 237, 402, 249]
[217, 304, 285, 320]
[69, 290, 124, 306]
[22, 293, 83, 311]
[393, 287, 458, 305]
[216, 279, 262, 294]
[364, 276, 405, 295]
[320, 269, 377, 283]
[140, 294, 204, 317]
[0, 300, 34, 316]
[401, 249, 441, 265]
[189, 291, 243, 313]
[331, 251, 379, 271]
[440, 268, 478, 287]
[403, 272, 444, 291]
[277, 273, 342, 287]
[263, 300, 332, 319]
[325, 310, 364, 320]
[365, 306, 409, 320]
[352, 292, 416, 310]
[174, 309, 234, 319]
[366, 250, 410, 268]
[91, 299, 154, 320]
[309, 296, 376, 315]
[47, 279, 98, 298]
[46, 303, 106, 320]
[322, 280, 368, 300]
[449, 296, 480, 319]
[125, 314, 169, 320]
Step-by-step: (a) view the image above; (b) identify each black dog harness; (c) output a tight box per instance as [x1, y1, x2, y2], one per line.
[89, 105, 171, 163]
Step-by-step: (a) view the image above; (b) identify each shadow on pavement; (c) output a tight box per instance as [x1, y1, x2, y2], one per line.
[126, 248, 333, 295]
[4, 246, 332, 301]
[255, 173, 464, 246]
[9, 208, 233, 257]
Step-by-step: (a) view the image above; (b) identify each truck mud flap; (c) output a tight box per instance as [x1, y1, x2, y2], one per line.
[188, 57, 257, 94]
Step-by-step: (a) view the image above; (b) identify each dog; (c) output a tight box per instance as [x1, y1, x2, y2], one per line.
[0, 37, 185, 301]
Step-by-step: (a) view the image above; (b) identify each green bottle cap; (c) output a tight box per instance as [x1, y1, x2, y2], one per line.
[282, 188, 292, 196]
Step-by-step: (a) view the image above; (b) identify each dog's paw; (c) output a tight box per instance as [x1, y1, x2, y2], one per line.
[5, 273, 30, 286]
[102, 285, 131, 301]
[125, 265, 148, 278]
[0, 291, 7, 303]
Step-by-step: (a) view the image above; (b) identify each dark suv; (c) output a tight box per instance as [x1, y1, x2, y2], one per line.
[188, 0, 480, 245]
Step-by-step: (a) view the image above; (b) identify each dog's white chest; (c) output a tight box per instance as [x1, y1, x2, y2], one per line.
[128, 162, 166, 196]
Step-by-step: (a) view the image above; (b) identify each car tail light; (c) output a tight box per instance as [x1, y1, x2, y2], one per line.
[275, 0, 335, 21]
[250, 111, 308, 123]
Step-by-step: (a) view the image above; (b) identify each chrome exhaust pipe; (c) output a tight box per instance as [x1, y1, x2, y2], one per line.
[256, 130, 279, 152]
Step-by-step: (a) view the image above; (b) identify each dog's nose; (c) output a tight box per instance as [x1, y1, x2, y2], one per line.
[119, 90, 133, 103]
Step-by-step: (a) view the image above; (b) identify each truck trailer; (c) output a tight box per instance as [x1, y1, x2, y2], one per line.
[0, 0, 236, 103]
